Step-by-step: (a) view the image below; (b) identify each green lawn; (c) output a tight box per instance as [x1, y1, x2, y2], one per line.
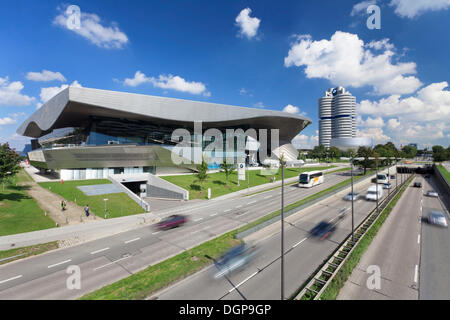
[0, 242, 59, 265]
[0, 170, 55, 236]
[38, 179, 145, 218]
[437, 164, 450, 183]
[161, 165, 336, 199]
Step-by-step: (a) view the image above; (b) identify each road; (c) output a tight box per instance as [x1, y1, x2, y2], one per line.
[0, 167, 376, 299]
[337, 173, 449, 300]
[153, 172, 402, 300]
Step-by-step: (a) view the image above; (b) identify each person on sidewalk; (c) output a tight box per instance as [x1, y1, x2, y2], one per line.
[84, 204, 90, 217]
[61, 200, 65, 211]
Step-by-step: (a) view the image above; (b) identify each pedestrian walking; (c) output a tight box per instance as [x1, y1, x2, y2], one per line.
[61, 200, 64, 211]
[84, 204, 90, 217]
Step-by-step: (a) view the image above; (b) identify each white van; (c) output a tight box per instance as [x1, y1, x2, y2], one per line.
[372, 173, 389, 184]
[366, 185, 383, 201]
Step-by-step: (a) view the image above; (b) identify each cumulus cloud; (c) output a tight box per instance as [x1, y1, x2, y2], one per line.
[38, 80, 82, 108]
[0, 76, 35, 106]
[235, 8, 261, 39]
[123, 71, 210, 96]
[291, 133, 319, 149]
[359, 116, 385, 128]
[356, 127, 391, 144]
[0, 117, 16, 125]
[351, 0, 378, 16]
[26, 70, 66, 82]
[390, 0, 450, 18]
[284, 31, 422, 95]
[53, 6, 128, 49]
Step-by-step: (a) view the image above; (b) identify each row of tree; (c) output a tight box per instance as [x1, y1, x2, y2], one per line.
[0, 143, 21, 191]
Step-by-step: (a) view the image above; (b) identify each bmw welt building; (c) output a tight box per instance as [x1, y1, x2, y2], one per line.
[18, 87, 311, 181]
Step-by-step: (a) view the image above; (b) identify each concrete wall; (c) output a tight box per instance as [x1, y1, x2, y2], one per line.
[433, 164, 450, 210]
[147, 174, 189, 200]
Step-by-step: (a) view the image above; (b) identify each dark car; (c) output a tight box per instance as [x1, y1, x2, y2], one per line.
[213, 243, 259, 279]
[390, 175, 396, 179]
[413, 182, 422, 188]
[309, 221, 336, 240]
[156, 214, 187, 230]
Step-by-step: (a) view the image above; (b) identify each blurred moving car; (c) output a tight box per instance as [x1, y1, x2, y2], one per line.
[213, 243, 259, 279]
[426, 190, 438, 197]
[344, 192, 359, 201]
[156, 214, 187, 230]
[383, 183, 392, 189]
[366, 185, 383, 201]
[309, 221, 336, 240]
[428, 211, 448, 228]
[413, 182, 422, 188]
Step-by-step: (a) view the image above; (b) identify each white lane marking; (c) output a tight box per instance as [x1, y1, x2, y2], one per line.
[125, 237, 141, 244]
[48, 259, 72, 269]
[152, 231, 160, 235]
[248, 201, 257, 205]
[0, 275, 23, 285]
[414, 265, 419, 283]
[194, 218, 203, 222]
[264, 195, 272, 199]
[210, 213, 218, 217]
[292, 237, 308, 248]
[228, 271, 258, 293]
[90, 247, 110, 255]
[417, 234, 421, 244]
[236, 205, 242, 209]
[93, 256, 131, 271]
[224, 209, 232, 213]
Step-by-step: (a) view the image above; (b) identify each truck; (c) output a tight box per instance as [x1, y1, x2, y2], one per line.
[366, 185, 383, 201]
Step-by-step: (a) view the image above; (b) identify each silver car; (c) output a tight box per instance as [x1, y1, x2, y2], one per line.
[426, 190, 438, 197]
[383, 183, 392, 189]
[428, 211, 448, 228]
[344, 192, 359, 201]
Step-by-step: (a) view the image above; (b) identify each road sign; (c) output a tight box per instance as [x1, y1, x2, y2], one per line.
[238, 163, 246, 180]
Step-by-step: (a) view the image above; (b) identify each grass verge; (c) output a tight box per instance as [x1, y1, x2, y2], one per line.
[161, 166, 336, 200]
[437, 164, 450, 183]
[317, 174, 414, 300]
[80, 231, 241, 300]
[38, 179, 145, 218]
[0, 242, 59, 266]
[0, 170, 55, 236]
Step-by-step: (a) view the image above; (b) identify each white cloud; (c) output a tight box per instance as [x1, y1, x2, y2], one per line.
[0, 117, 16, 125]
[38, 80, 82, 108]
[351, 0, 377, 16]
[387, 118, 401, 130]
[390, 0, 450, 18]
[123, 71, 210, 96]
[53, 6, 128, 49]
[0, 133, 30, 152]
[253, 102, 265, 108]
[356, 127, 391, 144]
[26, 70, 66, 82]
[282, 104, 300, 114]
[235, 8, 261, 39]
[0, 76, 35, 106]
[284, 31, 422, 95]
[291, 134, 318, 149]
[358, 81, 450, 122]
[359, 116, 385, 128]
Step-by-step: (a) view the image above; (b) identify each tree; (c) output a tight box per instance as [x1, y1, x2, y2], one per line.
[432, 145, 448, 162]
[402, 145, 418, 159]
[0, 143, 21, 191]
[220, 159, 235, 181]
[356, 146, 374, 175]
[196, 157, 208, 185]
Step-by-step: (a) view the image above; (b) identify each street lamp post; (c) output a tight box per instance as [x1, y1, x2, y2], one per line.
[104, 198, 109, 218]
[375, 156, 379, 214]
[280, 157, 285, 300]
[350, 155, 355, 241]
[247, 154, 250, 193]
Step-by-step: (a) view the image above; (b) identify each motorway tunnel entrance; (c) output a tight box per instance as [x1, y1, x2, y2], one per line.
[396, 165, 434, 174]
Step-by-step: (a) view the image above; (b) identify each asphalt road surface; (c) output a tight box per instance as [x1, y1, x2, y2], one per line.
[0, 168, 369, 299]
[153, 173, 401, 300]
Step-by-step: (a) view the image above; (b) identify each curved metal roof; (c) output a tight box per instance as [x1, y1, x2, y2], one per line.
[17, 87, 312, 141]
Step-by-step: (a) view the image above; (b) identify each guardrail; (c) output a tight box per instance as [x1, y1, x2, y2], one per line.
[294, 172, 414, 300]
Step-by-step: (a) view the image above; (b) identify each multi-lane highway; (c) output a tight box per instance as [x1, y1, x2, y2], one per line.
[153, 172, 401, 300]
[0, 166, 370, 299]
[336, 173, 449, 300]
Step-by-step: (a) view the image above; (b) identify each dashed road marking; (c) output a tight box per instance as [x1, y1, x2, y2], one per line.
[210, 213, 218, 217]
[224, 209, 232, 213]
[0, 275, 23, 285]
[94, 256, 131, 271]
[414, 265, 419, 283]
[292, 237, 308, 248]
[248, 201, 257, 205]
[152, 231, 160, 235]
[264, 195, 272, 199]
[125, 237, 141, 244]
[48, 259, 72, 269]
[194, 218, 203, 222]
[90, 247, 110, 255]
[417, 234, 421, 244]
[228, 271, 258, 293]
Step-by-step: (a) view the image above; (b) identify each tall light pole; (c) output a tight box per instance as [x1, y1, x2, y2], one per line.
[247, 154, 250, 193]
[375, 155, 379, 214]
[280, 154, 286, 300]
[350, 153, 355, 241]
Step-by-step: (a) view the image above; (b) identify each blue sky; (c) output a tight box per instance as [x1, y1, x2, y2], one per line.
[0, 0, 449, 151]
